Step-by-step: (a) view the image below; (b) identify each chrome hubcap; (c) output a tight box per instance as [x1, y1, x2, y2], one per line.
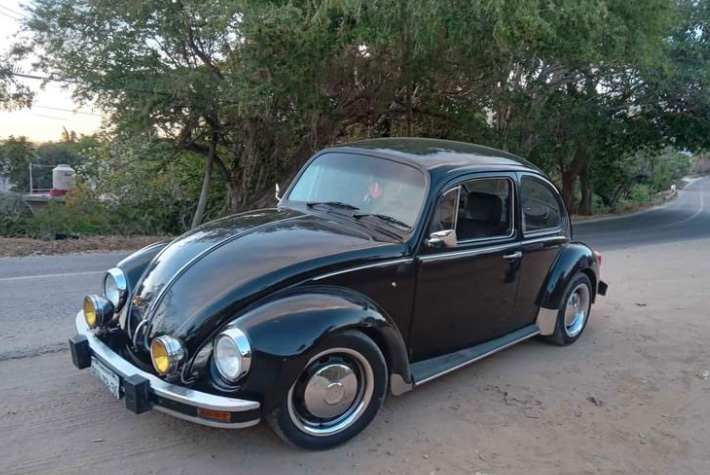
[564, 283, 590, 337]
[303, 363, 358, 419]
[287, 348, 373, 437]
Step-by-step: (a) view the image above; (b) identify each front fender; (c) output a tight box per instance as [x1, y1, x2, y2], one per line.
[232, 286, 411, 412]
[116, 240, 170, 291]
[540, 242, 599, 310]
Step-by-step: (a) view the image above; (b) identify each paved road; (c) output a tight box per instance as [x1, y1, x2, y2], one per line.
[574, 176, 710, 250]
[0, 252, 128, 362]
[0, 179, 709, 474]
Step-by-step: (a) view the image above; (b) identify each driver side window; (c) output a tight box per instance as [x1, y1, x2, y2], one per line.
[427, 187, 460, 235]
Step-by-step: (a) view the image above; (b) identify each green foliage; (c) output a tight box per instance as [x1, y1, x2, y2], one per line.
[0, 56, 33, 110]
[591, 147, 690, 210]
[0, 191, 33, 236]
[4, 0, 707, 228]
[0, 135, 97, 193]
[1, 185, 182, 239]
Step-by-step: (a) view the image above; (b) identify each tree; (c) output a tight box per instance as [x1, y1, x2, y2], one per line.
[17, 0, 709, 224]
[0, 57, 33, 110]
[0, 136, 34, 192]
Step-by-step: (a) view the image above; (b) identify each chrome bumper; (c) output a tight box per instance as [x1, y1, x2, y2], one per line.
[73, 311, 260, 429]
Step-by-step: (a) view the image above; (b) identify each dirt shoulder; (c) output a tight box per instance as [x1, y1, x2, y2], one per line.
[0, 235, 167, 257]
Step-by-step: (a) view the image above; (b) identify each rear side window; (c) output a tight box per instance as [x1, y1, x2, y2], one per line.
[520, 176, 563, 234]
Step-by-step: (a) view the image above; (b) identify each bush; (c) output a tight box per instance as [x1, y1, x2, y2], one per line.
[0, 185, 177, 239]
[0, 192, 33, 236]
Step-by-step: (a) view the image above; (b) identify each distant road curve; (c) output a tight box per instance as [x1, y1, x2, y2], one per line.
[574, 176, 710, 250]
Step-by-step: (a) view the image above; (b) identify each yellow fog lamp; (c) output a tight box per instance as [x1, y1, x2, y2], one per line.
[150, 336, 186, 376]
[83, 295, 114, 329]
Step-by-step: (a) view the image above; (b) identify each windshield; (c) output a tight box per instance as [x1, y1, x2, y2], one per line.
[286, 152, 427, 229]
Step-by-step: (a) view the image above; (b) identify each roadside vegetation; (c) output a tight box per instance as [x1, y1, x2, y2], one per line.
[1, 0, 710, 240]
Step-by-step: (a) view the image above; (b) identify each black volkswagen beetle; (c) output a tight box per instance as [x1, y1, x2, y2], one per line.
[70, 138, 607, 449]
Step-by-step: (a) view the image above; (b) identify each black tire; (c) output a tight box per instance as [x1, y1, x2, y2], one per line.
[546, 272, 593, 346]
[266, 330, 388, 450]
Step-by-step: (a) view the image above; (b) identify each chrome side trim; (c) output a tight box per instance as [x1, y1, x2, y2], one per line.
[419, 235, 569, 263]
[523, 226, 564, 239]
[154, 406, 260, 429]
[76, 312, 260, 413]
[389, 373, 414, 396]
[536, 307, 558, 336]
[521, 235, 569, 246]
[418, 241, 520, 262]
[414, 327, 540, 386]
[312, 258, 413, 281]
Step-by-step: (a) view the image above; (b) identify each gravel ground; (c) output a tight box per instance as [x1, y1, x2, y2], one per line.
[0, 239, 709, 474]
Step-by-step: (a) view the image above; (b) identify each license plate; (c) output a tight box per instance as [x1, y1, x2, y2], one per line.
[91, 357, 122, 399]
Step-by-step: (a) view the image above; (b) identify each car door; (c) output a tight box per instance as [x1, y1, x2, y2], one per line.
[409, 173, 523, 361]
[512, 173, 569, 327]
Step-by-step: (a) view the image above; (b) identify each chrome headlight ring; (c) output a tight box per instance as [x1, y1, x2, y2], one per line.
[213, 327, 252, 383]
[83, 294, 115, 329]
[103, 267, 128, 311]
[150, 335, 187, 376]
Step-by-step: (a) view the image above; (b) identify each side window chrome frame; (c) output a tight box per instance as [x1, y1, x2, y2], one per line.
[519, 174, 566, 238]
[428, 185, 461, 234]
[455, 176, 516, 245]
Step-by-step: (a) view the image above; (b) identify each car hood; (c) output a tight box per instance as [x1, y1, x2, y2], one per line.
[125, 207, 404, 350]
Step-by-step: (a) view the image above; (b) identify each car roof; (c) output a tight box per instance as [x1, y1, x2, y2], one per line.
[329, 138, 547, 188]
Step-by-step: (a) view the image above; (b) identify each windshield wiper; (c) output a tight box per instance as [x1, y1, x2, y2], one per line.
[353, 212, 409, 230]
[306, 201, 360, 210]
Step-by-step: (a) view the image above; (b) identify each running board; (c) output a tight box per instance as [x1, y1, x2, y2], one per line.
[411, 324, 541, 386]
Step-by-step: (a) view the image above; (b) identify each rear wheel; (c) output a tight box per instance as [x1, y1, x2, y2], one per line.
[266, 331, 387, 450]
[547, 273, 593, 346]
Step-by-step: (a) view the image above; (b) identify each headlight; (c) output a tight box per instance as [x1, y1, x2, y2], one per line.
[214, 327, 251, 382]
[83, 295, 114, 328]
[150, 336, 186, 376]
[103, 268, 128, 310]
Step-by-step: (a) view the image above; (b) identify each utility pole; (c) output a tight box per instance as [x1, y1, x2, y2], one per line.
[29, 162, 33, 193]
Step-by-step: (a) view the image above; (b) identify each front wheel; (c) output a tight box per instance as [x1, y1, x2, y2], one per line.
[546, 273, 593, 346]
[266, 331, 388, 450]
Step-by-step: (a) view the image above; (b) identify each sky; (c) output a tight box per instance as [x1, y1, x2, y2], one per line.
[0, 0, 104, 142]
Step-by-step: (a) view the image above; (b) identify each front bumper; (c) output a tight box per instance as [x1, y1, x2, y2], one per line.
[70, 311, 261, 429]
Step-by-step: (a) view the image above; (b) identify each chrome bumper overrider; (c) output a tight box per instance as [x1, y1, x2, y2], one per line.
[73, 311, 260, 429]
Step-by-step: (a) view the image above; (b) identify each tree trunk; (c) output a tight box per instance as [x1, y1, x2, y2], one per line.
[580, 166, 593, 215]
[561, 171, 576, 215]
[560, 145, 588, 215]
[191, 136, 215, 229]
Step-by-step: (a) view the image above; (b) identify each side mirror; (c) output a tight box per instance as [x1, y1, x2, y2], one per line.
[426, 229, 457, 248]
[275, 183, 282, 204]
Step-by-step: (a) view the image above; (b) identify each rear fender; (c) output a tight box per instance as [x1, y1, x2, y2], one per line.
[230, 286, 412, 412]
[536, 243, 599, 335]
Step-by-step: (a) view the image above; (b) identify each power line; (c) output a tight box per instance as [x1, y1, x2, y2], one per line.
[32, 114, 67, 121]
[33, 104, 103, 117]
[0, 4, 26, 18]
[5, 72, 50, 81]
[0, 10, 22, 21]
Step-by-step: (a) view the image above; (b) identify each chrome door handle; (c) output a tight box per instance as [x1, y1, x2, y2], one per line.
[503, 251, 522, 260]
